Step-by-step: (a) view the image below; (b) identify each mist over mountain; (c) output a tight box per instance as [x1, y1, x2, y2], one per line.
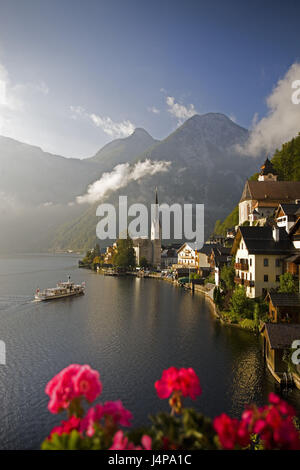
[88, 128, 159, 170]
[0, 130, 160, 252]
[52, 113, 261, 251]
[0, 113, 262, 253]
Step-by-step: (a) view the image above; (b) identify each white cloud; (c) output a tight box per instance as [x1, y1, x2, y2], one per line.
[165, 96, 197, 125]
[70, 105, 135, 139]
[238, 62, 300, 156]
[76, 159, 171, 204]
[147, 106, 160, 114]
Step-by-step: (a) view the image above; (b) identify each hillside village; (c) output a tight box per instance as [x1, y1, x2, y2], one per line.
[83, 155, 300, 391]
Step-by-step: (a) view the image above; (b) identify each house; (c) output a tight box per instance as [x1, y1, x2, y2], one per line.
[231, 225, 294, 298]
[274, 203, 300, 233]
[289, 217, 300, 249]
[261, 323, 300, 383]
[177, 242, 197, 267]
[208, 245, 232, 286]
[265, 292, 300, 323]
[104, 244, 117, 264]
[161, 246, 178, 268]
[239, 158, 300, 225]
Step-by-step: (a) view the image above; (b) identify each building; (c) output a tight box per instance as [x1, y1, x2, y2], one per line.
[239, 158, 300, 225]
[258, 157, 278, 182]
[161, 246, 178, 268]
[231, 225, 294, 298]
[132, 189, 162, 268]
[265, 292, 300, 323]
[208, 245, 232, 286]
[261, 323, 300, 383]
[274, 203, 300, 233]
[177, 242, 197, 267]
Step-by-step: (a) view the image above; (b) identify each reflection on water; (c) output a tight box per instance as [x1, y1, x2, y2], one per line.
[0, 253, 298, 449]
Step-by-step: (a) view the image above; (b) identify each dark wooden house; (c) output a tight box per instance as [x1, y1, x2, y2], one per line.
[265, 292, 300, 323]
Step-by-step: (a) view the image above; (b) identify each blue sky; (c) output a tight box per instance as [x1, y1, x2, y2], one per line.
[0, 0, 299, 157]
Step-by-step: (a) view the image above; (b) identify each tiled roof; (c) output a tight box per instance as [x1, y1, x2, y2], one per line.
[264, 323, 300, 349]
[239, 226, 294, 254]
[240, 181, 300, 203]
[278, 204, 300, 217]
[268, 292, 300, 308]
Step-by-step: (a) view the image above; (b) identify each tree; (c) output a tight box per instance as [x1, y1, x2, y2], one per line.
[220, 264, 235, 292]
[230, 286, 252, 320]
[213, 286, 223, 309]
[113, 236, 136, 269]
[278, 272, 298, 294]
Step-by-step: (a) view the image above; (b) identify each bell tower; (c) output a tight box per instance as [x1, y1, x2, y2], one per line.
[258, 157, 278, 181]
[151, 187, 161, 267]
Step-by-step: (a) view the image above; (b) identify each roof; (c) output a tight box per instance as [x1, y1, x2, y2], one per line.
[240, 180, 300, 203]
[198, 243, 213, 255]
[260, 158, 278, 176]
[263, 323, 300, 349]
[267, 292, 300, 308]
[177, 242, 197, 253]
[277, 203, 300, 217]
[235, 226, 294, 255]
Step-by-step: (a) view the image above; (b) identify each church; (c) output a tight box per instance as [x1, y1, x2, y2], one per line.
[239, 158, 300, 225]
[132, 189, 161, 268]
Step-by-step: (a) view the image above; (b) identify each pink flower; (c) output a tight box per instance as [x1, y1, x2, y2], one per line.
[102, 400, 133, 427]
[49, 415, 82, 438]
[80, 404, 104, 436]
[73, 365, 102, 402]
[109, 430, 136, 450]
[155, 367, 201, 400]
[240, 393, 300, 450]
[178, 368, 202, 399]
[80, 401, 132, 436]
[45, 364, 102, 413]
[213, 413, 250, 450]
[140, 434, 152, 450]
[109, 431, 152, 450]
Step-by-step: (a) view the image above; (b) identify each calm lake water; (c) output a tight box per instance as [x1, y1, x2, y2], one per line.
[0, 253, 299, 449]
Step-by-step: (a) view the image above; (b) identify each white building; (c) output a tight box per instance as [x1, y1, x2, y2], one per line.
[232, 225, 294, 298]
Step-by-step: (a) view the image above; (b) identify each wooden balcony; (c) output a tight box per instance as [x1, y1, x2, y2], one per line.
[234, 262, 249, 271]
[234, 276, 254, 287]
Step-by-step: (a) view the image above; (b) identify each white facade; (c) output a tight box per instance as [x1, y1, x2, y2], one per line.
[177, 243, 197, 267]
[235, 237, 285, 298]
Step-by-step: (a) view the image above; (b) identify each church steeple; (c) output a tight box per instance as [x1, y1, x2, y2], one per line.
[258, 157, 278, 181]
[151, 187, 161, 241]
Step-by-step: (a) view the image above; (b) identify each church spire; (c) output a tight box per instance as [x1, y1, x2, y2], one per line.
[151, 187, 161, 240]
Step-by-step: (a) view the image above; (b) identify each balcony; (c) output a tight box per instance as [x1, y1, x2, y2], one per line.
[234, 276, 254, 287]
[234, 262, 249, 271]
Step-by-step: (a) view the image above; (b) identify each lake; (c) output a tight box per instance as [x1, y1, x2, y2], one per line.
[0, 253, 298, 449]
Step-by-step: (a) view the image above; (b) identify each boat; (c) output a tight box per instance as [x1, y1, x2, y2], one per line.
[34, 276, 85, 301]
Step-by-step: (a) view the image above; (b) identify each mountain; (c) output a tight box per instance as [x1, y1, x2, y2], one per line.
[88, 128, 159, 170]
[0, 129, 158, 252]
[52, 113, 262, 252]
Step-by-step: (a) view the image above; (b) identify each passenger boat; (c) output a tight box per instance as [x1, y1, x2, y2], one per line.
[34, 276, 85, 301]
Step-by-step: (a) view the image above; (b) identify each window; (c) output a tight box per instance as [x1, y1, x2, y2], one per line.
[276, 275, 280, 282]
[264, 258, 269, 267]
[275, 259, 281, 267]
[264, 275, 268, 282]
[249, 259, 252, 267]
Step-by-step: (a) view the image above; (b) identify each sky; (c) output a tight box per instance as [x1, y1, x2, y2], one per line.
[0, 0, 299, 158]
